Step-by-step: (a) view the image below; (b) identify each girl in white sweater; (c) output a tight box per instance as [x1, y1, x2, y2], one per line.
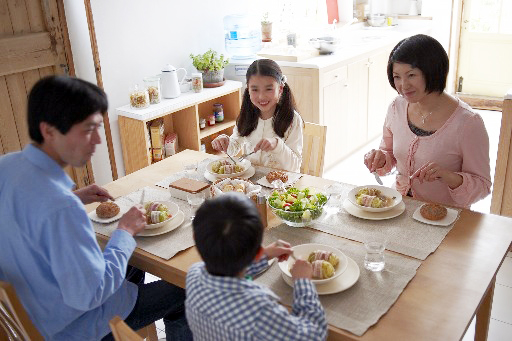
[212, 59, 303, 172]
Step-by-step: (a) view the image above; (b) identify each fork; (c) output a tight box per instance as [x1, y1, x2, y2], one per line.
[238, 150, 256, 162]
[139, 188, 145, 205]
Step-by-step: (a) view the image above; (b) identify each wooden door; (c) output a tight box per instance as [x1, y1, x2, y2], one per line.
[0, 0, 93, 188]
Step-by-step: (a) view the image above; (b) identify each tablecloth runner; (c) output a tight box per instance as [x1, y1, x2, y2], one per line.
[92, 187, 195, 260]
[257, 225, 421, 336]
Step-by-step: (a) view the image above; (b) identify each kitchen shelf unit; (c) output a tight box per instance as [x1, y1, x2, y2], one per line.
[117, 80, 242, 174]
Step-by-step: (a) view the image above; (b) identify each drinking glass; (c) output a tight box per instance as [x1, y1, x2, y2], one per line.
[186, 192, 205, 220]
[324, 183, 344, 215]
[182, 160, 198, 173]
[364, 239, 386, 272]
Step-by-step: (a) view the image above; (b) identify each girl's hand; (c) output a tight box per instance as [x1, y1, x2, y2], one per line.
[254, 138, 278, 152]
[411, 162, 463, 188]
[264, 240, 292, 261]
[290, 259, 312, 280]
[211, 134, 230, 152]
[364, 149, 386, 172]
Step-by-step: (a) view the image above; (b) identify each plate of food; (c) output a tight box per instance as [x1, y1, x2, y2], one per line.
[89, 201, 126, 224]
[347, 185, 402, 212]
[413, 203, 459, 226]
[278, 243, 349, 284]
[343, 199, 405, 220]
[143, 201, 179, 229]
[257, 170, 302, 188]
[206, 158, 251, 179]
[267, 187, 329, 227]
[210, 178, 262, 198]
[137, 210, 185, 237]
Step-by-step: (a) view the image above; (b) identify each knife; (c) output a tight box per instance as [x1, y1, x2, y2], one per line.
[372, 172, 384, 185]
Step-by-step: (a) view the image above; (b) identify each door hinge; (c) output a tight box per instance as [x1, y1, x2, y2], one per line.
[457, 76, 463, 92]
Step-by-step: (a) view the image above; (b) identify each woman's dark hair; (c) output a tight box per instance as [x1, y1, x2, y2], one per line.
[237, 59, 297, 138]
[192, 193, 263, 277]
[387, 34, 449, 94]
[28, 75, 108, 144]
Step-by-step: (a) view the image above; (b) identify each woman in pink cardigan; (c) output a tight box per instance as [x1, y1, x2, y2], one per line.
[364, 34, 491, 209]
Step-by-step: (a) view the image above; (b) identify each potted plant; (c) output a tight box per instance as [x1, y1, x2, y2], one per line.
[261, 12, 272, 42]
[189, 49, 229, 85]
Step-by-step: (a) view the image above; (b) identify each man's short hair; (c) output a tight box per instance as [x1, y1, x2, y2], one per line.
[387, 34, 449, 94]
[193, 193, 263, 277]
[27, 76, 108, 143]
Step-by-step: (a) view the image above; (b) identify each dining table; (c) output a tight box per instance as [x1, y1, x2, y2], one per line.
[86, 149, 512, 341]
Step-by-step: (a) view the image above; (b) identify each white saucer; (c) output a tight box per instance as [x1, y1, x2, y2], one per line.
[343, 199, 405, 220]
[204, 166, 255, 182]
[88, 205, 128, 224]
[412, 204, 459, 226]
[136, 210, 185, 237]
[281, 256, 360, 295]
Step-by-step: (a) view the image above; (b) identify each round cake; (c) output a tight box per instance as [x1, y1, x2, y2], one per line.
[420, 203, 447, 221]
[96, 202, 120, 219]
[266, 171, 288, 184]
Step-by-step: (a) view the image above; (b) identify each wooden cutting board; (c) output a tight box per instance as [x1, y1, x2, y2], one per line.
[257, 47, 319, 62]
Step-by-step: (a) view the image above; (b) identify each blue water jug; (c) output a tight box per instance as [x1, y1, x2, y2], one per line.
[224, 14, 261, 59]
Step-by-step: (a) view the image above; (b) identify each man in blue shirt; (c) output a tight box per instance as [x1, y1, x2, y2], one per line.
[0, 76, 191, 340]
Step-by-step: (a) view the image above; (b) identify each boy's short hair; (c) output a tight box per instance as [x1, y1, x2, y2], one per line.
[28, 75, 108, 144]
[193, 193, 263, 277]
[387, 34, 449, 94]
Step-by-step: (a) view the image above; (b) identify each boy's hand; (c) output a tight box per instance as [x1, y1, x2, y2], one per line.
[264, 240, 292, 262]
[290, 259, 312, 280]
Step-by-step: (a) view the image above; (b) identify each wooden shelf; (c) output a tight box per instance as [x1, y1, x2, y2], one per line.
[199, 120, 236, 139]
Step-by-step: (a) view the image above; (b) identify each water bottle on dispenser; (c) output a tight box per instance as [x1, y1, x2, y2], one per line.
[223, 14, 261, 59]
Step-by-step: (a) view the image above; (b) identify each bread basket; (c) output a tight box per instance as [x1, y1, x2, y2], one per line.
[210, 178, 262, 198]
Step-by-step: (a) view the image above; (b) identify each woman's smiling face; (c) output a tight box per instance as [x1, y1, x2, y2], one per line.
[392, 62, 427, 103]
[247, 74, 283, 118]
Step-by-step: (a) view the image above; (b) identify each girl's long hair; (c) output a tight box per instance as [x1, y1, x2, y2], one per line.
[237, 59, 297, 138]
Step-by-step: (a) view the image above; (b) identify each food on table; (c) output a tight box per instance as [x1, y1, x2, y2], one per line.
[222, 184, 235, 192]
[144, 201, 172, 224]
[266, 170, 288, 184]
[355, 187, 394, 208]
[420, 203, 448, 221]
[96, 202, 120, 219]
[234, 183, 245, 193]
[211, 160, 245, 174]
[268, 187, 328, 223]
[308, 250, 339, 268]
[312, 260, 335, 279]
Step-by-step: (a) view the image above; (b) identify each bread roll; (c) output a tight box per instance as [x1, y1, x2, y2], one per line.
[96, 202, 120, 219]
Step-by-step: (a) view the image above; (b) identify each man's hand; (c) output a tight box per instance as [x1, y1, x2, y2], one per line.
[74, 184, 113, 205]
[290, 259, 313, 280]
[117, 205, 147, 236]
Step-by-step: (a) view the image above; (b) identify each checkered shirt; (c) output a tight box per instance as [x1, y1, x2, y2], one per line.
[185, 257, 327, 341]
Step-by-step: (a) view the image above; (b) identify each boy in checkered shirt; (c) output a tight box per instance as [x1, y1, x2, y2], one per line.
[186, 193, 327, 341]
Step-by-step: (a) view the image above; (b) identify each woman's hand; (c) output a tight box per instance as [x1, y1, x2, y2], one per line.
[211, 134, 230, 152]
[117, 205, 147, 236]
[411, 162, 463, 189]
[364, 149, 386, 173]
[264, 240, 293, 262]
[73, 184, 113, 205]
[254, 138, 278, 152]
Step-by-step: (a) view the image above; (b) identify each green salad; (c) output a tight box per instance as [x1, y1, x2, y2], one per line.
[268, 187, 328, 223]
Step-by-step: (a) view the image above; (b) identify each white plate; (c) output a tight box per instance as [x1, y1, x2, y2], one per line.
[204, 166, 255, 182]
[282, 256, 360, 295]
[256, 172, 303, 188]
[412, 204, 459, 226]
[206, 158, 252, 178]
[136, 210, 185, 237]
[88, 204, 127, 224]
[278, 243, 348, 284]
[144, 201, 180, 230]
[347, 185, 402, 212]
[343, 198, 405, 220]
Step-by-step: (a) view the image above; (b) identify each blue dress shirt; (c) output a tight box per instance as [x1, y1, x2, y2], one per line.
[0, 145, 138, 340]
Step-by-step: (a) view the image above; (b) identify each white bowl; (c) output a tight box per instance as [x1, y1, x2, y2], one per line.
[347, 185, 402, 213]
[278, 243, 349, 284]
[206, 158, 251, 179]
[144, 201, 179, 230]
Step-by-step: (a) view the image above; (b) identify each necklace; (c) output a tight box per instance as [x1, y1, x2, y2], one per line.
[419, 111, 433, 124]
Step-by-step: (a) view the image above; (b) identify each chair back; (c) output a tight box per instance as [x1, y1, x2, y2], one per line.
[301, 122, 327, 177]
[0, 281, 43, 341]
[109, 316, 144, 341]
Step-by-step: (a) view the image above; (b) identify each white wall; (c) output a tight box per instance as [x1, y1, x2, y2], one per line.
[63, 0, 250, 185]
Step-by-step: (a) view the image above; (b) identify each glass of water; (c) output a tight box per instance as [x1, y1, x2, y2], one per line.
[364, 239, 386, 272]
[186, 192, 205, 220]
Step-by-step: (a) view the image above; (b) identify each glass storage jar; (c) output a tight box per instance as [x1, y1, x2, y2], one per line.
[192, 73, 203, 93]
[129, 84, 149, 109]
[213, 103, 224, 122]
[143, 76, 161, 104]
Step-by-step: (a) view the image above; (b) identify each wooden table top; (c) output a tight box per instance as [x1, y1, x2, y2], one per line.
[86, 149, 512, 341]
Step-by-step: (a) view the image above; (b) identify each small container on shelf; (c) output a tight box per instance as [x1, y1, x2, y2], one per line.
[192, 73, 203, 93]
[143, 76, 161, 104]
[200, 144, 206, 153]
[213, 103, 224, 122]
[208, 114, 216, 126]
[129, 84, 149, 109]
[199, 118, 206, 129]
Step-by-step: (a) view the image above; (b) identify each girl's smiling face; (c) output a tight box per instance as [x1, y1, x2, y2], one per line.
[247, 74, 283, 118]
[392, 62, 427, 103]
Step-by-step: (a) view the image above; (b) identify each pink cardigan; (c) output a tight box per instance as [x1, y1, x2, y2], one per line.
[377, 96, 491, 209]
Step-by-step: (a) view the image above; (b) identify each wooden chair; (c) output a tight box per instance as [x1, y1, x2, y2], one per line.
[109, 316, 158, 341]
[301, 122, 327, 177]
[0, 281, 43, 341]
[490, 89, 512, 216]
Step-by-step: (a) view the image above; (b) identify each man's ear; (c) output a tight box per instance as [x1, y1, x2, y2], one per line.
[39, 122, 56, 142]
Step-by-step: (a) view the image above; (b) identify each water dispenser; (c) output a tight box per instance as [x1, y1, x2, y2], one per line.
[223, 14, 261, 59]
